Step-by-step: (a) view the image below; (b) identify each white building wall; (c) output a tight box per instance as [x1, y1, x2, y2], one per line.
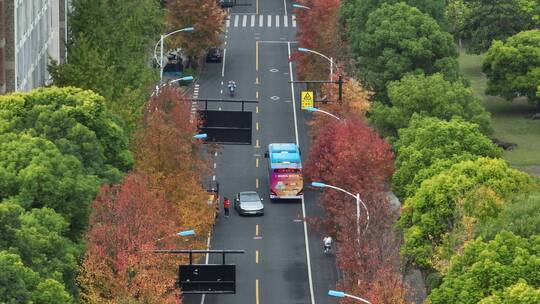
[14, 0, 60, 92]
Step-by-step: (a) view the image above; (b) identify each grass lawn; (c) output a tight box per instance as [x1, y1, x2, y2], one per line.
[459, 51, 540, 176]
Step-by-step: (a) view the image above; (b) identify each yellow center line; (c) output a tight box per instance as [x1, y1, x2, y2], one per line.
[256, 178, 259, 189]
[256, 250, 259, 263]
[255, 77, 260, 84]
[256, 157, 259, 167]
[255, 139, 260, 148]
[256, 122, 259, 131]
[256, 41, 259, 71]
[256, 279, 260, 304]
[256, 224, 259, 236]
[256, 106, 259, 113]
[256, 91, 259, 99]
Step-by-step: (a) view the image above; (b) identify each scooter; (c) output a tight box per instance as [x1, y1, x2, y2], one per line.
[228, 85, 235, 97]
[324, 244, 332, 255]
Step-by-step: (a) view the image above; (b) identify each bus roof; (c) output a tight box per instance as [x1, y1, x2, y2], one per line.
[269, 143, 298, 153]
[268, 143, 302, 168]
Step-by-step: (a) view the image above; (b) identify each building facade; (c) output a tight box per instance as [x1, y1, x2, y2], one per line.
[0, 0, 68, 94]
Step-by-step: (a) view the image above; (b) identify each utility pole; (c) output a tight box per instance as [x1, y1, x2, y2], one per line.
[337, 75, 343, 104]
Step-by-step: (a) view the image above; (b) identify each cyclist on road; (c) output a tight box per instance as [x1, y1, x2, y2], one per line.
[323, 236, 333, 254]
[228, 81, 236, 97]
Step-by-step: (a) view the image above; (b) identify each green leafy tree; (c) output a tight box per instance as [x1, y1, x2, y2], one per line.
[405, 153, 480, 199]
[340, 0, 447, 35]
[32, 279, 72, 304]
[478, 192, 540, 240]
[444, 0, 471, 47]
[479, 281, 540, 304]
[0, 251, 72, 304]
[349, 2, 458, 101]
[0, 251, 39, 304]
[398, 158, 535, 268]
[482, 29, 540, 112]
[461, 0, 540, 53]
[48, 0, 164, 131]
[0, 87, 133, 182]
[0, 133, 100, 237]
[369, 73, 491, 138]
[0, 203, 81, 294]
[393, 116, 501, 199]
[427, 232, 540, 304]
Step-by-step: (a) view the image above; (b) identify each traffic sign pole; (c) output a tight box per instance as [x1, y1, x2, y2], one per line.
[289, 75, 345, 104]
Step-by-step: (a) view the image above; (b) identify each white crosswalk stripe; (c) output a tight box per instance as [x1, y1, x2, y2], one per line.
[226, 14, 297, 28]
[190, 84, 200, 123]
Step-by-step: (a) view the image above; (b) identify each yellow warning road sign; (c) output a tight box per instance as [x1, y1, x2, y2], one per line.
[301, 91, 314, 109]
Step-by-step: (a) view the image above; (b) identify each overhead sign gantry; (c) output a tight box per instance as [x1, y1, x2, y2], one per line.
[192, 98, 258, 145]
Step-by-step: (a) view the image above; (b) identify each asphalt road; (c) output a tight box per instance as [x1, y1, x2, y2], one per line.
[184, 1, 339, 303]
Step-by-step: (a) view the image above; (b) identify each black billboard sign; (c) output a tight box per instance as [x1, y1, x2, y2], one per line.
[198, 110, 252, 145]
[179, 264, 236, 294]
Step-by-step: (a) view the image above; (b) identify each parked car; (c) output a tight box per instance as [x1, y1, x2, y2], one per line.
[219, 0, 234, 8]
[234, 191, 264, 215]
[206, 47, 223, 63]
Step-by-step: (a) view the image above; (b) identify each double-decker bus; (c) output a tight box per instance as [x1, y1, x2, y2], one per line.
[265, 143, 304, 199]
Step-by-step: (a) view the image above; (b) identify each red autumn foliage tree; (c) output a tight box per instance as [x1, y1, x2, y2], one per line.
[78, 172, 182, 303]
[308, 78, 372, 138]
[305, 118, 406, 303]
[166, 0, 225, 59]
[79, 87, 213, 303]
[335, 196, 407, 304]
[135, 86, 213, 248]
[305, 118, 394, 214]
[293, 0, 343, 80]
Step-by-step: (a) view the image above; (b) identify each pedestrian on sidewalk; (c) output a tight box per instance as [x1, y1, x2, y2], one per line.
[223, 197, 231, 217]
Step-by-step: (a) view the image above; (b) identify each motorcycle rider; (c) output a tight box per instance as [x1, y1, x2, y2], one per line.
[323, 236, 333, 254]
[228, 80, 236, 96]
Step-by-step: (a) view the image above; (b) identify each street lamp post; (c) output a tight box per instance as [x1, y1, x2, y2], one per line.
[153, 27, 194, 83]
[298, 47, 335, 81]
[292, 3, 311, 10]
[152, 75, 194, 96]
[169, 75, 194, 85]
[157, 229, 196, 242]
[311, 182, 369, 245]
[193, 133, 208, 139]
[328, 290, 371, 304]
[303, 106, 342, 121]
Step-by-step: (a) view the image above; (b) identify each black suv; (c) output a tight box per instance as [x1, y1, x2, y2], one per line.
[206, 47, 223, 63]
[219, 0, 234, 8]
